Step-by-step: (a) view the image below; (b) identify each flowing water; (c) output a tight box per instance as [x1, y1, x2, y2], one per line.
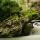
[31, 22, 40, 35]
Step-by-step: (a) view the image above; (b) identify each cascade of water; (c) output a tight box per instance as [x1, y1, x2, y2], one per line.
[31, 22, 40, 35]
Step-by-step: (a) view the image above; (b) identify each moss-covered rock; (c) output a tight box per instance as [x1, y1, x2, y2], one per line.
[22, 23, 33, 35]
[0, 15, 22, 37]
[0, 20, 22, 37]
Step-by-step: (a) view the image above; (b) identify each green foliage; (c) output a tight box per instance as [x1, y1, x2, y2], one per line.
[28, 9, 38, 21]
[0, 0, 21, 13]
[31, 2, 40, 7]
[20, 8, 38, 22]
[0, 0, 22, 21]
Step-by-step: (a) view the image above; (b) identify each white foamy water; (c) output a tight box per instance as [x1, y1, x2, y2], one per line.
[31, 22, 40, 35]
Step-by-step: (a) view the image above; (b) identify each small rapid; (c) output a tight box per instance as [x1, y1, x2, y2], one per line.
[31, 21, 40, 35]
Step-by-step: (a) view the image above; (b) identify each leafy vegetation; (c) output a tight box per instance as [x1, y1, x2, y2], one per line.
[31, 2, 40, 7]
[0, 0, 22, 21]
[20, 8, 38, 22]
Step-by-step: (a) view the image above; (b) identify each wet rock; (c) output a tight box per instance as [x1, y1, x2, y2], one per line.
[22, 22, 33, 35]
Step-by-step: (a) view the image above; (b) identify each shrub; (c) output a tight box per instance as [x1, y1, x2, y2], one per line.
[0, 0, 22, 21]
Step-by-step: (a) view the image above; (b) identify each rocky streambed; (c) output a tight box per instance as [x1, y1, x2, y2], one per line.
[0, 19, 40, 37]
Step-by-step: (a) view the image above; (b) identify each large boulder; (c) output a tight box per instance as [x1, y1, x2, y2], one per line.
[0, 20, 22, 37]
